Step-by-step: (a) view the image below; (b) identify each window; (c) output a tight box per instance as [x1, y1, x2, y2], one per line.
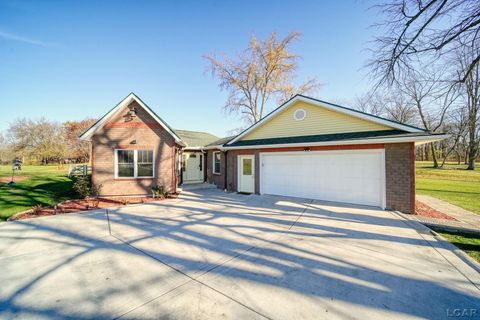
[213, 152, 221, 174]
[242, 158, 252, 175]
[116, 149, 154, 178]
[117, 150, 134, 177]
[137, 150, 153, 177]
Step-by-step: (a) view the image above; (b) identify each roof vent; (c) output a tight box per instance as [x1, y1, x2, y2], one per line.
[293, 108, 306, 121]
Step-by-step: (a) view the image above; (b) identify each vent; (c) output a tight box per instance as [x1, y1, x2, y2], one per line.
[293, 108, 306, 121]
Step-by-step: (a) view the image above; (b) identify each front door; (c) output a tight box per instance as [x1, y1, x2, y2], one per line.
[183, 153, 203, 183]
[238, 155, 255, 193]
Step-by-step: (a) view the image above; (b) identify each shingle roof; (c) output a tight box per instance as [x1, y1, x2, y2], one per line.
[174, 129, 220, 148]
[225, 130, 442, 147]
[206, 136, 236, 147]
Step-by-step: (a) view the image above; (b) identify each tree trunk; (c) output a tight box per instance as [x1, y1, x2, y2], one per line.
[467, 145, 477, 170]
[430, 143, 439, 168]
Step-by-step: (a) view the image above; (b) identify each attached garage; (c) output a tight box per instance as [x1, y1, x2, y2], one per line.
[206, 94, 448, 214]
[259, 149, 385, 208]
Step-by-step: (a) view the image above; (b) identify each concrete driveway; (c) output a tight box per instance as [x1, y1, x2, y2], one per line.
[1, 188, 479, 319]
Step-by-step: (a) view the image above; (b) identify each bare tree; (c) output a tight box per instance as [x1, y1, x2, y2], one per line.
[0, 133, 13, 164]
[458, 47, 480, 169]
[439, 107, 468, 167]
[397, 69, 459, 167]
[354, 92, 388, 117]
[354, 88, 417, 123]
[205, 32, 320, 124]
[63, 119, 96, 162]
[7, 118, 66, 164]
[369, 0, 480, 86]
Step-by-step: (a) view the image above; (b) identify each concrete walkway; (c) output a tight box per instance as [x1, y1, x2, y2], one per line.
[1, 189, 479, 319]
[415, 195, 480, 233]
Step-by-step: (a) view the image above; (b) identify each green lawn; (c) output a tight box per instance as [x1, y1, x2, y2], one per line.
[0, 165, 79, 221]
[416, 161, 480, 214]
[432, 228, 480, 263]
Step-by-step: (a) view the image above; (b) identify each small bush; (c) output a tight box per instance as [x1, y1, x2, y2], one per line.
[31, 204, 43, 215]
[152, 185, 170, 199]
[72, 175, 102, 198]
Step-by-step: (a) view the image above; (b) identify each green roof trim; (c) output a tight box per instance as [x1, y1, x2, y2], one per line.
[225, 130, 439, 147]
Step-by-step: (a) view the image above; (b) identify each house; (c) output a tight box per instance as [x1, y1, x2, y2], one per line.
[79, 93, 447, 213]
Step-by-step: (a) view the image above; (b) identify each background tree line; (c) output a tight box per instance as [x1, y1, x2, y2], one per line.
[0, 118, 96, 165]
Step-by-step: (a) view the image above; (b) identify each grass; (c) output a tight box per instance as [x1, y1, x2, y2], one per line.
[0, 165, 79, 221]
[432, 228, 480, 263]
[416, 161, 480, 214]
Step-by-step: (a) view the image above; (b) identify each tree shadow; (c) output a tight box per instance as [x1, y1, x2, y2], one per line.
[0, 189, 479, 319]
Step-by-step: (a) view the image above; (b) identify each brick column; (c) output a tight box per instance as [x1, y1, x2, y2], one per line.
[385, 143, 415, 214]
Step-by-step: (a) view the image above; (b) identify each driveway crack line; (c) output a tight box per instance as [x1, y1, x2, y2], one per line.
[289, 199, 314, 230]
[108, 228, 271, 319]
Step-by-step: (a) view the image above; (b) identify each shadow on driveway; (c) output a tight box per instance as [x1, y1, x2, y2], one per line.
[0, 189, 479, 319]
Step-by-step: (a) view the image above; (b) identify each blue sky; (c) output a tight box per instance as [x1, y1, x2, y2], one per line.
[0, 0, 380, 137]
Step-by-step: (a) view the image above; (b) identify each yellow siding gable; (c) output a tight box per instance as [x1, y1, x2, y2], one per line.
[241, 100, 392, 141]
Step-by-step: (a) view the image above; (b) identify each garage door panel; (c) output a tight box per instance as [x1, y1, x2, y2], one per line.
[260, 150, 384, 207]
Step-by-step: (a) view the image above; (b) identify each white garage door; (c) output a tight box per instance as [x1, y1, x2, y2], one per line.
[260, 149, 385, 208]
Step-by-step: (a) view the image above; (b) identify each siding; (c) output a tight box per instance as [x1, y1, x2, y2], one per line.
[242, 100, 391, 141]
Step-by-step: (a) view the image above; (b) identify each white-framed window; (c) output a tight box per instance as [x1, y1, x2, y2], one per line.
[115, 149, 154, 178]
[213, 151, 221, 174]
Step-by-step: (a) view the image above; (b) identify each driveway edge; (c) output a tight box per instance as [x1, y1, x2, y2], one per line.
[390, 211, 480, 291]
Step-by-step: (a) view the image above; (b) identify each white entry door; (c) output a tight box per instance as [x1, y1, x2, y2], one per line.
[238, 155, 255, 193]
[260, 149, 385, 208]
[183, 153, 203, 183]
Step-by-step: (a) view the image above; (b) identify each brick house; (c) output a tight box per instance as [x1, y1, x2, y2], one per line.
[80, 93, 447, 213]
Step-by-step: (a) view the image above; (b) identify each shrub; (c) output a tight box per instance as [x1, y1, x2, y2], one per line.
[72, 175, 102, 198]
[152, 185, 170, 199]
[31, 204, 43, 215]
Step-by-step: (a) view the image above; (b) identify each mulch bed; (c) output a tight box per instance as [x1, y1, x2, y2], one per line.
[8, 194, 178, 221]
[415, 200, 457, 221]
[0, 176, 30, 183]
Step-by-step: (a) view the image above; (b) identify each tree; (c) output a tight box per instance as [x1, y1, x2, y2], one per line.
[397, 69, 459, 167]
[457, 47, 480, 169]
[63, 119, 96, 162]
[0, 133, 13, 164]
[354, 88, 417, 124]
[369, 0, 480, 86]
[7, 118, 66, 164]
[205, 32, 320, 124]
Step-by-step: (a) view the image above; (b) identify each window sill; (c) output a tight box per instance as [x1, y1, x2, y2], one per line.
[114, 177, 155, 181]
[213, 172, 221, 175]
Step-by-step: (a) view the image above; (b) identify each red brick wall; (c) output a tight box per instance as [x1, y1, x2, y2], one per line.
[91, 100, 177, 196]
[212, 143, 414, 214]
[385, 142, 415, 214]
[206, 150, 226, 189]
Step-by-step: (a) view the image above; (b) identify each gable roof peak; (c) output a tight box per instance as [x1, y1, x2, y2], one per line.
[225, 94, 425, 145]
[79, 93, 183, 145]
